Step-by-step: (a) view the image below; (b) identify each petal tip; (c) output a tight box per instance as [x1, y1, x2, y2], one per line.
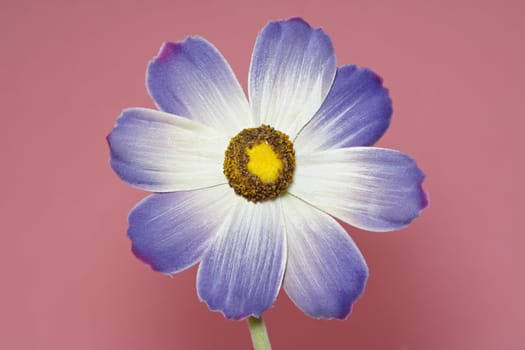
[129, 233, 193, 276]
[155, 41, 180, 61]
[196, 268, 276, 320]
[130, 243, 152, 266]
[130, 243, 169, 274]
[285, 16, 309, 25]
[196, 290, 267, 320]
[106, 110, 125, 146]
[266, 17, 324, 36]
[152, 36, 210, 63]
[268, 16, 306, 26]
[419, 183, 430, 210]
[366, 67, 385, 85]
[277, 17, 320, 31]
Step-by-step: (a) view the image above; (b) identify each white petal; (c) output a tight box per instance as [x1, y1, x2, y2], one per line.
[197, 197, 287, 319]
[281, 195, 368, 319]
[128, 185, 234, 274]
[294, 65, 392, 154]
[108, 108, 228, 192]
[289, 147, 428, 232]
[248, 18, 336, 138]
[147, 37, 254, 137]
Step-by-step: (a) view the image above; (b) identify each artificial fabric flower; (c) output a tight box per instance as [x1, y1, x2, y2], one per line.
[108, 18, 427, 320]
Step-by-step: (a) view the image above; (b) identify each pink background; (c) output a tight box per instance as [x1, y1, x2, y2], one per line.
[2, 0, 524, 349]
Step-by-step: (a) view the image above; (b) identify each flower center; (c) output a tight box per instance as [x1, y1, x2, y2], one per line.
[223, 125, 295, 202]
[246, 142, 283, 183]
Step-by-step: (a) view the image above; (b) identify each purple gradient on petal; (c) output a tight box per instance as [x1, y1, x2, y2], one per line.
[282, 196, 368, 319]
[108, 108, 226, 192]
[290, 147, 427, 232]
[107, 109, 174, 191]
[248, 17, 336, 137]
[295, 65, 392, 152]
[108, 108, 185, 191]
[343, 149, 427, 231]
[146, 36, 250, 134]
[128, 186, 232, 274]
[197, 200, 286, 320]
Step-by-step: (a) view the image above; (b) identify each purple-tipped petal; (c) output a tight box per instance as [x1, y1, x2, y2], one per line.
[281, 195, 368, 319]
[128, 185, 234, 274]
[197, 198, 286, 319]
[249, 18, 336, 138]
[108, 108, 227, 192]
[295, 65, 392, 154]
[289, 147, 428, 232]
[147, 37, 253, 136]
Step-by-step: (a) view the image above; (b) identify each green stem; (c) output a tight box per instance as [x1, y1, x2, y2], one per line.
[247, 316, 272, 350]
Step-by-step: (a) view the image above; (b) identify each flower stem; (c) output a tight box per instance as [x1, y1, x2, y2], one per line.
[247, 316, 272, 350]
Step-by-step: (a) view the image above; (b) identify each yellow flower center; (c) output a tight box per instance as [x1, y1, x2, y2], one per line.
[223, 125, 295, 202]
[246, 142, 283, 183]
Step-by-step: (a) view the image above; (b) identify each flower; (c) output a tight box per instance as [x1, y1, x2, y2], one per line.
[108, 18, 428, 320]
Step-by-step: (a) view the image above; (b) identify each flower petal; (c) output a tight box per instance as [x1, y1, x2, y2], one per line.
[197, 198, 286, 319]
[288, 147, 428, 232]
[294, 65, 392, 154]
[281, 195, 368, 319]
[147, 37, 253, 136]
[249, 18, 336, 138]
[128, 185, 234, 274]
[108, 108, 227, 192]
